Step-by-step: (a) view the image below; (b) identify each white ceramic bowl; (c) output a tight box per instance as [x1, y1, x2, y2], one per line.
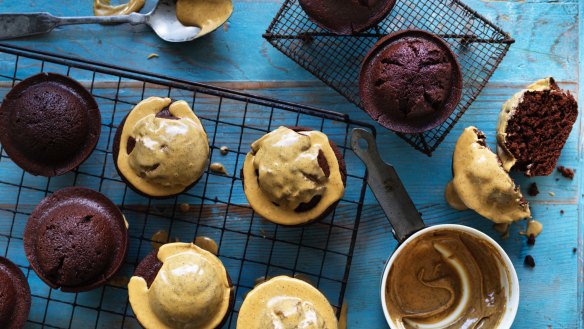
[380, 224, 520, 329]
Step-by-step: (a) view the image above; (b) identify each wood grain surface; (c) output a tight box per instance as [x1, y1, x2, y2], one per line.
[0, 0, 581, 328]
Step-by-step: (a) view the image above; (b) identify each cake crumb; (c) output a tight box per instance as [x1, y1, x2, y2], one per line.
[220, 146, 229, 156]
[560, 210, 564, 215]
[524, 255, 535, 268]
[548, 192, 555, 197]
[147, 53, 159, 59]
[179, 203, 190, 213]
[528, 183, 539, 196]
[210, 162, 227, 175]
[573, 247, 577, 253]
[527, 234, 536, 246]
[557, 166, 575, 179]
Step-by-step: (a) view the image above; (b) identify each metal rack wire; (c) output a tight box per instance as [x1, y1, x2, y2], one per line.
[263, 0, 514, 155]
[0, 43, 374, 328]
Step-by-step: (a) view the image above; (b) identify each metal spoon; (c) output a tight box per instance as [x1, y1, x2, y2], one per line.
[0, 0, 215, 42]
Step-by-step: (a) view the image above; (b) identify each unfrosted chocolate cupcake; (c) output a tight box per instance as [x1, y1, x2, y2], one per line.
[128, 243, 234, 329]
[299, 0, 395, 35]
[242, 126, 346, 226]
[24, 187, 128, 292]
[0, 72, 100, 176]
[0, 257, 30, 329]
[359, 30, 462, 133]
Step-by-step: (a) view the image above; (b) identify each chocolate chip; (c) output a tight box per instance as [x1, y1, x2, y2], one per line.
[528, 183, 539, 197]
[524, 255, 535, 268]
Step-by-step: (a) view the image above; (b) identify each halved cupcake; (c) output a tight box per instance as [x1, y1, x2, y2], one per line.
[242, 126, 346, 226]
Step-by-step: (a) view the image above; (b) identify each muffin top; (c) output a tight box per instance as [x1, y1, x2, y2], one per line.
[128, 243, 232, 329]
[0, 257, 31, 329]
[359, 30, 462, 133]
[0, 73, 100, 176]
[299, 0, 395, 35]
[115, 97, 209, 197]
[446, 127, 531, 224]
[237, 276, 338, 329]
[24, 187, 128, 292]
[242, 127, 345, 225]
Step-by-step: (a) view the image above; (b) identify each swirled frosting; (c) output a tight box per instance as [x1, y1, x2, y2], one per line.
[385, 229, 506, 329]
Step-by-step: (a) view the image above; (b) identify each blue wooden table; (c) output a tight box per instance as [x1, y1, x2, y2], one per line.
[0, 0, 581, 328]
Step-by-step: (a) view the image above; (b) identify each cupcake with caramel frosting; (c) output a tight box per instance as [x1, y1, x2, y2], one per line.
[128, 242, 233, 329]
[237, 276, 338, 329]
[113, 97, 209, 198]
[242, 126, 346, 226]
[445, 127, 530, 224]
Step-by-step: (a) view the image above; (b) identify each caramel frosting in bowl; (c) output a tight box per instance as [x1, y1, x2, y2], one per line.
[384, 228, 512, 329]
[242, 126, 345, 225]
[445, 126, 530, 224]
[128, 243, 232, 329]
[116, 97, 209, 197]
[237, 276, 338, 329]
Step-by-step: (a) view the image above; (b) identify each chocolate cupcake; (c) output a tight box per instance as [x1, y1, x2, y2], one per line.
[128, 243, 234, 329]
[359, 30, 462, 134]
[497, 77, 578, 176]
[238, 276, 338, 329]
[299, 0, 395, 35]
[113, 97, 209, 198]
[242, 126, 346, 226]
[0, 72, 100, 176]
[24, 187, 128, 292]
[0, 257, 31, 329]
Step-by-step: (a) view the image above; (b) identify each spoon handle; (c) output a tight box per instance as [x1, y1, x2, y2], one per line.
[0, 12, 146, 40]
[351, 128, 425, 244]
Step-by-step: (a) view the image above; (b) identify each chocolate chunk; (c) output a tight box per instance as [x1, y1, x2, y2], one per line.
[528, 183, 539, 196]
[557, 166, 575, 179]
[524, 255, 536, 268]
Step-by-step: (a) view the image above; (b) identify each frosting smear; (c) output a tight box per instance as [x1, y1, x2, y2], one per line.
[385, 229, 506, 329]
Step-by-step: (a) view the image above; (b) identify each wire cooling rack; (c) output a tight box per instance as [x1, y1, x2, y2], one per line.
[263, 0, 514, 155]
[0, 43, 374, 328]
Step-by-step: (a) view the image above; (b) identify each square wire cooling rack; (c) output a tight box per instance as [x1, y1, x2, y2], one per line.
[0, 43, 374, 329]
[263, 0, 514, 156]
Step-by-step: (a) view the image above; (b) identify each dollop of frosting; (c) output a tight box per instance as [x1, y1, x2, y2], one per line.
[385, 229, 508, 329]
[259, 297, 326, 329]
[93, 0, 145, 16]
[251, 126, 327, 210]
[238, 276, 338, 329]
[176, 0, 233, 37]
[445, 126, 530, 223]
[117, 97, 209, 197]
[243, 127, 345, 225]
[496, 78, 554, 172]
[128, 243, 231, 329]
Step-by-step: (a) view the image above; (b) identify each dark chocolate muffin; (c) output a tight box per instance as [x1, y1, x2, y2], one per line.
[497, 77, 578, 176]
[299, 0, 396, 35]
[241, 126, 347, 226]
[24, 187, 128, 292]
[0, 72, 100, 176]
[359, 30, 462, 134]
[0, 257, 31, 329]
